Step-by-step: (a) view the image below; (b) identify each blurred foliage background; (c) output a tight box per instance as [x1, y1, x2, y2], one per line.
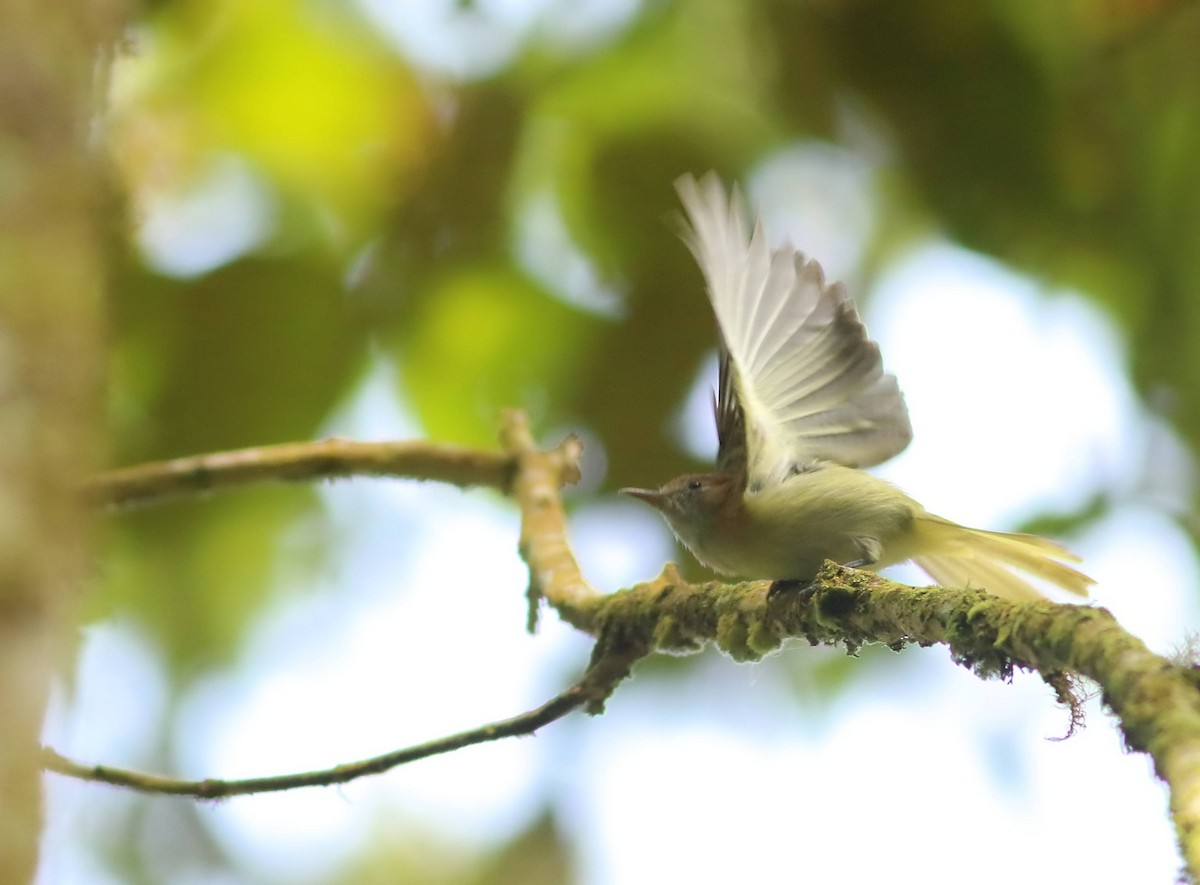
[43, 0, 1200, 881]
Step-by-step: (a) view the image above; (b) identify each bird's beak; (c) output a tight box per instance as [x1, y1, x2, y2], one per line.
[619, 487, 667, 511]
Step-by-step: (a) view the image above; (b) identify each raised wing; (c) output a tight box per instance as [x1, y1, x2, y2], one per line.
[677, 172, 912, 484]
[713, 343, 747, 477]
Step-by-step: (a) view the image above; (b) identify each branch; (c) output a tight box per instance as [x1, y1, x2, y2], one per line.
[84, 439, 518, 509]
[496, 420, 1200, 876]
[51, 415, 648, 796]
[530, 562, 1200, 874]
[63, 414, 1200, 876]
[42, 634, 645, 798]
[499, 410, 599, 632]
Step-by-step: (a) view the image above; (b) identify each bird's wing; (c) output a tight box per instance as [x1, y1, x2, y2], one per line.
[713, 342, 748, 478]
[677, 172, 912, 483]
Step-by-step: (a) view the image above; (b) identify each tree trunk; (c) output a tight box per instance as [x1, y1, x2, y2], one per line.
[0, 1, 121, 878]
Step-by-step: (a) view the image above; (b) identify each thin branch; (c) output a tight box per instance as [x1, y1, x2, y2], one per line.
[42, 635, 643, 798]
[499, 410, 599, 632]
[84, 439, 517, 509]
[50, 417, 649, 797]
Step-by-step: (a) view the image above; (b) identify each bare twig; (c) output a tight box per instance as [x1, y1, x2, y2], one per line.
[50, 414, 648, 798]
[42, 634, 642, 798]
[84, 439, 516, 509]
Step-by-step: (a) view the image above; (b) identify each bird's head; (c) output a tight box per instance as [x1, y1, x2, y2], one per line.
[620, 472, 740, 540]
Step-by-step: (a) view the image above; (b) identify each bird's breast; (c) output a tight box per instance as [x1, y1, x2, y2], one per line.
[683, 465, 918, 581]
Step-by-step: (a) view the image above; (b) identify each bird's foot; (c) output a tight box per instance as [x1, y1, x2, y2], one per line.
[767, 578, 816, 603]
[767, 560, 875, 602]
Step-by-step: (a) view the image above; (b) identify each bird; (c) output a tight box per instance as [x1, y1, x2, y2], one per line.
[620, 172, 1094, 602]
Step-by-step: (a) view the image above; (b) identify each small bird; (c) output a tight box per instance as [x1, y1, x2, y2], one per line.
[621, 172, 1093, 602]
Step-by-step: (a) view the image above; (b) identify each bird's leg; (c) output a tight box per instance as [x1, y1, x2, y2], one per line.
[766, 578, 816, 602]
[766, 559, 876, 602]
[842, 558, 874, 570]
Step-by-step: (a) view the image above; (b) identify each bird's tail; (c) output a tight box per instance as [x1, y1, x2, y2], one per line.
[910, 514, 1093, 602]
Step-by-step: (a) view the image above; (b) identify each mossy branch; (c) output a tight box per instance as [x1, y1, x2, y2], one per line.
[496, 411, 1200, 879]
[54, 412, 1200, 879]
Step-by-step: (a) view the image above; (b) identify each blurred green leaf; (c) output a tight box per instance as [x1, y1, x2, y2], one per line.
[472, 811, 574, 885]
[112, 256, 367, 461]
[93, 487, 321, 670]
[393, 263, 597, 445]
[113, 0, 432, 242]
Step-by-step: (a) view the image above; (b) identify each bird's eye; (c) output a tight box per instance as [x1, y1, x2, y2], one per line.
[687, 479, 703, 491]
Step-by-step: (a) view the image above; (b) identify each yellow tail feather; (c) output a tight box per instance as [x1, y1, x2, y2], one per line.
[910, 514, 1093, 602]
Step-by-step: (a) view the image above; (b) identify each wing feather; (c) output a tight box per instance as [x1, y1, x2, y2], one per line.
[677, 172, 912, 482]
[714, 345, 748, 477]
